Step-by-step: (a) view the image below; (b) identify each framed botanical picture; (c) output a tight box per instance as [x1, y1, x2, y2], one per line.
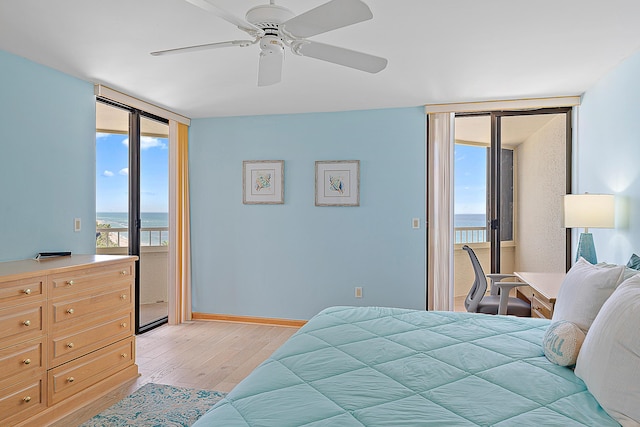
[315, 160, 360, 206]
[243, 160, 284, 204]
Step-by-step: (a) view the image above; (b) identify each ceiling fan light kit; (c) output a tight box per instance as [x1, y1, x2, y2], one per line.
[151, 0, 387, 86]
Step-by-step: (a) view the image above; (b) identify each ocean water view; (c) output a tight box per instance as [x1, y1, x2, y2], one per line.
[454, 213, 486, 228]
[96, 212, 168, 246]
[97, 212, 168, 228]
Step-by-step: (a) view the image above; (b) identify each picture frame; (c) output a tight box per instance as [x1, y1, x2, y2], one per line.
[315, 160, 360, 206]
[243, 160, 284, 204]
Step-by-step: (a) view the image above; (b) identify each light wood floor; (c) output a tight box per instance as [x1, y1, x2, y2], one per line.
[52, 320, 299, 427]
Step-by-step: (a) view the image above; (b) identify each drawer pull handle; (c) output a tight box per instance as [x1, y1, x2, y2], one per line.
[67, 342, 74, 348]
[23, 358, 31, 365]
[67, 377, 75, 383]
[121, 353, 128, 358]
[120, 294, 127, 300]
[66, 308, 75, 314]
[23, 320, 31, 327]
[23, 396, 32, 403]
[120, 270, 127, 275]
[66, 280, 75, 286]
[121, 322, 127, 328]
[23, 288, 32, 295]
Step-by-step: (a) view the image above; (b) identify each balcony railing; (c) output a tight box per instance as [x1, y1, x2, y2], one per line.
[455, 226, 488, 244]
[98, 227, 484, 246]
[96, 227, 169, 247]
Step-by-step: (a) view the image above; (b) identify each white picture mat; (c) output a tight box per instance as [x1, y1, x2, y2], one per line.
[315, 160, 359, 206]
[243, 160, 284, 204]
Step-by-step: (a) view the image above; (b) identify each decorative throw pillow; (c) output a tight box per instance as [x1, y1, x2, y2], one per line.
[575, 274, 640, 426]
[627, 253, 640, 270]
[551, 257, 625, 333]
[542, 320, 585, 366]
[623, 267, 640, 281]
[597, 261, 640, 282]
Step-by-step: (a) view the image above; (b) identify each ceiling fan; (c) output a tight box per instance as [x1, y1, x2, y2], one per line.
[151, 0, 388, 86]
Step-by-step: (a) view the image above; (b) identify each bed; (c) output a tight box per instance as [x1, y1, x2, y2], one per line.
[192, 306, 619, 426]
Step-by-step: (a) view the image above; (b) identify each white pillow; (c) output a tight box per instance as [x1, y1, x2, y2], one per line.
[551, 257, 624, 333]
[575, 274, 640, 426]
[542, 321, 585, 366]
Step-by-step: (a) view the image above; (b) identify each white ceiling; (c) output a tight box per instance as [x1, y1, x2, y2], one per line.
[2, 0, 640, 119]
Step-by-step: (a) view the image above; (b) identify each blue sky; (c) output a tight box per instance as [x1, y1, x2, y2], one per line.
[96, 133, 168, 212]
[454, 143, 487, 215]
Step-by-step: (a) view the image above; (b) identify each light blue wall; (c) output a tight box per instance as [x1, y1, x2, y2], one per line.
[0, 50, 96, 261]
[577, 49, 640, 264]
[189, 108, 426, 320]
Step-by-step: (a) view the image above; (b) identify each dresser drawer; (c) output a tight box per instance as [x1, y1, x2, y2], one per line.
[50, 285, 132, 330]
[0, 338, 45, 387]
[0, 374, 46, 426]
[0, 276, 45, 308]
[50, 312, 133, 367]
[49, 262, 133, 298]
[0, 301, 45, 348]
[531, 295, 553, 319]
[48, 337, 134, 405]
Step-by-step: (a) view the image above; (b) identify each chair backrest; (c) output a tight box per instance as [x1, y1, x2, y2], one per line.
[462, 245, 487, 313]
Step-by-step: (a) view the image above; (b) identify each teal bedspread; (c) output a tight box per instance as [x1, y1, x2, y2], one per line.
[192, 306, 617, 426]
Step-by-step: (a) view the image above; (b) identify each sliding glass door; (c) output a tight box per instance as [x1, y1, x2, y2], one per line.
[96, 100, 170, 333]
[452, 108, 571, 310]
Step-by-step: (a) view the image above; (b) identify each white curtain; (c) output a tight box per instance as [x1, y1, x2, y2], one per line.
[427, 112, 455, 311]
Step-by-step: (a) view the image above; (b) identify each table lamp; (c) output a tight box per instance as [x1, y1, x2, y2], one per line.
[563, 194, 615, 264]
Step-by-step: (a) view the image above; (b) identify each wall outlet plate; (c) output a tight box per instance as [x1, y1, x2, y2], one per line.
[412, 218, 420, 229]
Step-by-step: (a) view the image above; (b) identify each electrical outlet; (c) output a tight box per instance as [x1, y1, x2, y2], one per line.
[74, 218, 81, 232]
[355, 287, 363, 298]
[412, 218, 420, 229]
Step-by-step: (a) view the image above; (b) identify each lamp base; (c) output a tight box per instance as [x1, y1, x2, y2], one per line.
[576, 232, 597, 264]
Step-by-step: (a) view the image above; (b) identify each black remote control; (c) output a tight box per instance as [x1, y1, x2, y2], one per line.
[36, 251, 72, 259]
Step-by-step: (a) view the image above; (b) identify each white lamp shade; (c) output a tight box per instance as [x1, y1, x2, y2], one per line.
[563, 194, 615, 228]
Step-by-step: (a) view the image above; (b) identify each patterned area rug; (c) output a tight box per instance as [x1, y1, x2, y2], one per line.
[80, 383, 226, 427]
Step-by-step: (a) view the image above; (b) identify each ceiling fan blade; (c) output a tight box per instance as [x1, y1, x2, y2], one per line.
[184, 0, 264, 36]
[296, 41, 387, 73]
[282, 0, 373, 38]
[258, 50, 283, 87]
[151, 40, 254, 56]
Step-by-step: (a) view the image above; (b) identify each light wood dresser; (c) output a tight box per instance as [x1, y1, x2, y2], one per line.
[0, 254, 139, 427]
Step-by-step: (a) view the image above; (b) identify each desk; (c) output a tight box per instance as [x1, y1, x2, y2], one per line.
[514, 272, 565, 319]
